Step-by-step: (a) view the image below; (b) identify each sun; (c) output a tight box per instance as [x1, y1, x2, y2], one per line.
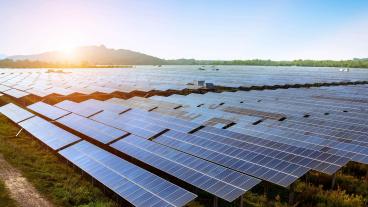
[60, 46, 77, 60]
[62, 47, 76, 57]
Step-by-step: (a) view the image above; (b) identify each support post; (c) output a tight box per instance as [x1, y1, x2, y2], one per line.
[288, 182, 295, 206]
[213, 196, 218, 207]
[331, 173, 336, 189]
[239, 195, 244, 207]
[263, 182, 268, 197]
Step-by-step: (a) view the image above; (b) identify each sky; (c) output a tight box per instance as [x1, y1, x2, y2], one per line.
[0, 0, 367, 60]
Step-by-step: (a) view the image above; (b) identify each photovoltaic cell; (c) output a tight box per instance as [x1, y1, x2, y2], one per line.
[59, 141, 197, 207]
[57, 113, 127, 144]
[19, 116, 80, 150]
[111, 134, 261, 202]
[0, 103, 34, 123]
[0, 84, 11, 92]
[79, 99, 130, 114]
[155, 130, 300, 187]
[3, 88, 29, 98]
[54, 100, 103, 117]
[27, 101, 70, 120]
[91, 111, 167, 139]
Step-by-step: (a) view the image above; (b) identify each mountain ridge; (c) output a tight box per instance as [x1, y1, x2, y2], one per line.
[8, 45, 164, 65]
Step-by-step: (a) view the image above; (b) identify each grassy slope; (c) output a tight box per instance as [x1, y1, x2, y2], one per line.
[0, 180, 17, 207]
[0, 115, 118, 207]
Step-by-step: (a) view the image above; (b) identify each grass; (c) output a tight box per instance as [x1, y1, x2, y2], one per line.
[0, 115, 119, 207]
[0, 180, 17, 207]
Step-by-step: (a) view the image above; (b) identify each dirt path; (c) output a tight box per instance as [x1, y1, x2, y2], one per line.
[0, 154, 53, 207]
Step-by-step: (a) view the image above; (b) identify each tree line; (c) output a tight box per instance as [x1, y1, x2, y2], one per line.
[165, 59, 368, 68]
[1, 58, 368, 68]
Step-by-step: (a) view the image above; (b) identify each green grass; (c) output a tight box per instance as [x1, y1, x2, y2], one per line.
[0, 180, 17, 207]
[0, 115, 118, 207]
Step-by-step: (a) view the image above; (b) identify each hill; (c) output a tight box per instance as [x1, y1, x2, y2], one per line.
[8, 45, 164, 65]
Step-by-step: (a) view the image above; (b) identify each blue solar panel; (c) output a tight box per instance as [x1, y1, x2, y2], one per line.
[90, 111, 167, 139]
[54, 100, 103, 117]
[111, 134, 261, 202]
[56, 113, 127, 144]
[155, 130, 301, 187]
[19, 116, 80, 150]
[27, 101, 70, 120]
[0, 103, 34, 123]
[59, 141, 197, 207]
[79, 99, 130, 114]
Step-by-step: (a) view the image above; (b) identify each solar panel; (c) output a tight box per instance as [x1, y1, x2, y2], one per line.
[0, 84, 11, 92]
[54, 100, 103, 117]
[26, 88, 54, 97]
[59, 141, 197, 207]
[197, 126, 347, 175]
[120, 109, 200, 133]
[79, 99, 130, 114]
[0, 103, 34, 123]
[155, 130, 301, 187]
[91, 110, 167, 139]
[3, 88, 29, 98]
[27, 102, 71, 120]
[111, 134, 261, 202]
[56, 113, 127, 144]
[19, 116, 80, 150]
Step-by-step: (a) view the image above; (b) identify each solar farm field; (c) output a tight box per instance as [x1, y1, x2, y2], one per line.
[0, 66, 367, 207]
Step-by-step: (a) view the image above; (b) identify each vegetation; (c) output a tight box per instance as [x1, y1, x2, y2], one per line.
[2, 58, 368, 68]
[165, 59, 368, 68]
[0, 180, 17, 207]
[0, 113, 118, 207]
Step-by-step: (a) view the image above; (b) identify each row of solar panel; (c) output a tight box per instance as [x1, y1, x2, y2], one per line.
[2, 67, 367, 94]
[27, 100, 351, 186]
[98, 96, 368, 168]
[0, 103, 197, 206]
[25, 101, 263, 201]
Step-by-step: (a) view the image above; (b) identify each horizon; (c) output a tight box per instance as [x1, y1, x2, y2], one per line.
[1, 0, 368, 60]
[2, 44, 367, 62]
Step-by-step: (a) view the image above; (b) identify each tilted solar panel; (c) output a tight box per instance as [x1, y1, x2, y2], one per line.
[59, 141, 197, 207]
[3, 88, 29, 98]
[90, 110, 167, 139]
[0, 103, 34, 123]
[111, 134, 261, 202]
[27, 101, 70, 120]
[54, 100, 103, 117]
[57, 113, 127, 144]
[19, 116, 80, 150]
[155, 130, 301, 187]
[79, 99, 130, 114]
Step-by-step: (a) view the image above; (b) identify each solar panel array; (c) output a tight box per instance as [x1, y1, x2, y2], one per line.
[145, 85, 368, 165]
[59, 141, 197, 207]
[0, 66, 368, 98]
[0, 103, 197, 206]
[0, 66, 367, 206]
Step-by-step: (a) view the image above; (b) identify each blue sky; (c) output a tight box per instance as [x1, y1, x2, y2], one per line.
[0, 0, 367, 60]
